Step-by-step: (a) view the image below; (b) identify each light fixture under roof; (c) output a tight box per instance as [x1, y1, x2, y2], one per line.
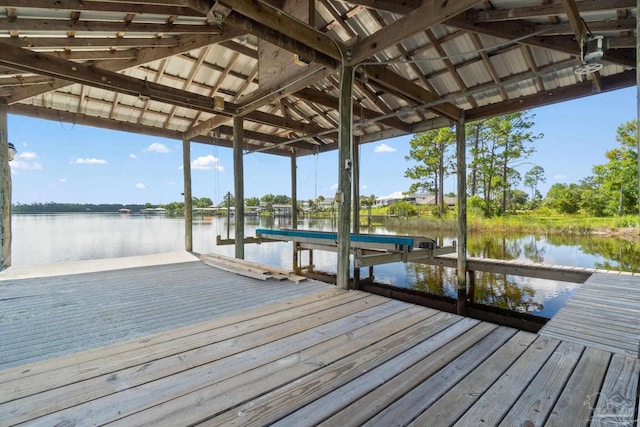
[575, 35, 605, 75]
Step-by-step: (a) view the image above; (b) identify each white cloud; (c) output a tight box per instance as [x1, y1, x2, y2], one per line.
[374, 143, 396, 153]
[129, 153, 137, 159]
[553, 174, 566, 180]
[147, 142, 170, 153]
[136, 183, 146, 189]
[191, 155, 223, 171]
[11, 151, 42, 171]
[330, 183, 338, 191]
[11, 159, 42, 171]
[74, 158, 107, 165]
[59, 178, 67, 183]
[18, 152, 38, 160]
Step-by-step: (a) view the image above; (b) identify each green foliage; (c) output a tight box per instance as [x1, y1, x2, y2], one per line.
[192, 197, 213, 208]
[387, 200, 417, 217]
[360, 194, 376, 207]
[545, 183, 582, 214]
[524, 166, 545, 207]
[590, 120, 638, 216]
[405, 126, 456, 216]
[468, 195, 497, 218]
[467, 112, 542, 213]
[245, 197, 260, 207]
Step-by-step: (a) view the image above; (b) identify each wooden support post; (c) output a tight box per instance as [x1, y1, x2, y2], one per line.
[182, 138, 193, 252]
[0, 99, 11, 270]
[637, 0, 640, 223]
[456, 111, 468, 315]
[337, 63, 354, 290]
[456, 114, 468, 313]
[291, 152, 299, 273]
[352, 135, 361, 289]
[233, 115, 245, 260]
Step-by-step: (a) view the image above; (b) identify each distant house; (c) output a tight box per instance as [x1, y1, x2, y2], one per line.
[317, 198, 336, 210]
[375, 192, 456, 207]
[413, 194, 457, 207]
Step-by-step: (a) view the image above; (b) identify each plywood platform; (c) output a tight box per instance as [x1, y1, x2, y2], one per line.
[2, 287, 638, 426]
[540, 272, 640, 358]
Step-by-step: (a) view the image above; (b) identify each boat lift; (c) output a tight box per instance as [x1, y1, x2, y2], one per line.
[254, 228, 456, 271]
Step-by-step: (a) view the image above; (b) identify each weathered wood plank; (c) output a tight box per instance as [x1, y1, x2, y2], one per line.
[272, 318, 486, 427]
[359, 326, 517, 427]
[0, 289, 355, 393]
[540, 272, 640, 358]
[119, 306, 447, 426]
[590, 354, 640, 426]
[2, 294, 388, 424]
[408, 331, 538, 426]
[200, 312, 462, 427]
[498, 341, 584, 426]
[545, 347, 611, 427]
[541, 323, 639, 346]
[549, 307, 640, 328]
[0, 261, 334, 370]
[15, 299, 412, 426]
[538, 330, 638, 358]
[452, 335, 561, 426]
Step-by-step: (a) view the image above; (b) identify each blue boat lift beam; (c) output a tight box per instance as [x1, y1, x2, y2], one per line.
[255, 228, 455, 268]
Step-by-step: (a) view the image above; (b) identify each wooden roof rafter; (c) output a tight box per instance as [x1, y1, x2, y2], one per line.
[0, 0, 635, 156]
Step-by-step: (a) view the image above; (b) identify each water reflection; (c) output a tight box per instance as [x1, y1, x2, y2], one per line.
[10, 213, 640, 318]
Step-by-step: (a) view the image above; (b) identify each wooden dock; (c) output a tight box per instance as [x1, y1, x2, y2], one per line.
[540, 272, 640, 359]
[1, 255, 639, 426]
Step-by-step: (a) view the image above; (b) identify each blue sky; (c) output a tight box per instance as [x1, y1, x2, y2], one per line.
[8, 86, 637, 206]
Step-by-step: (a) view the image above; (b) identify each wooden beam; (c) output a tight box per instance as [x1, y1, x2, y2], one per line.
[294, 87, 413, 132]
[334, 0, 424, 15]
[236, 67, 336, 115]
[536, 18, 636, 36]
[337, 64, 354, 290]
[349, 0, 481, 65]
[182, 138, 193, 252]
[0, 41, 238, 116]
[233, 115, 245, 260]
[447, 17, 636, 68]
[1, 37, 181, 49]
[218, 0, 342, 61]
[104, 0, 212, 15]
[0, 18, 223, 34]
[184, 116, 231, 141]
[466, 70, 636, 120]
[223, 11, 338, 69]
[7, 31, 246, 104]
[456, 111, 467, 315]
[245, 110, 331, 136]
[470, 0, 635, 22]
[8, 103, 316, 154]
[0, 99, 10, 270]
[0, 0, 205, 16]
[365, 66, 461, 120]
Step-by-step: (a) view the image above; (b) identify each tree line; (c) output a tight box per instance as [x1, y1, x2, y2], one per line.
[405, 111, 638, 217]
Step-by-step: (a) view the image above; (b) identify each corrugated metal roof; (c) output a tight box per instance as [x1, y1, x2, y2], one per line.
[0, 0, 635, 156]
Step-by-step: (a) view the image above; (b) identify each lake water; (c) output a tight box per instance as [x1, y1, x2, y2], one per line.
[11, 213, 640, 318]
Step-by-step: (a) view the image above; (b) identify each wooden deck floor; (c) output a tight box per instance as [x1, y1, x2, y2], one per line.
[2, 287, 639, 426]
[0, 254, 332, 369]
[540, 272, 640, 359]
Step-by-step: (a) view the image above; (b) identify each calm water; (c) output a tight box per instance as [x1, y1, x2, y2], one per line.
[11, 213, 640, 318]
